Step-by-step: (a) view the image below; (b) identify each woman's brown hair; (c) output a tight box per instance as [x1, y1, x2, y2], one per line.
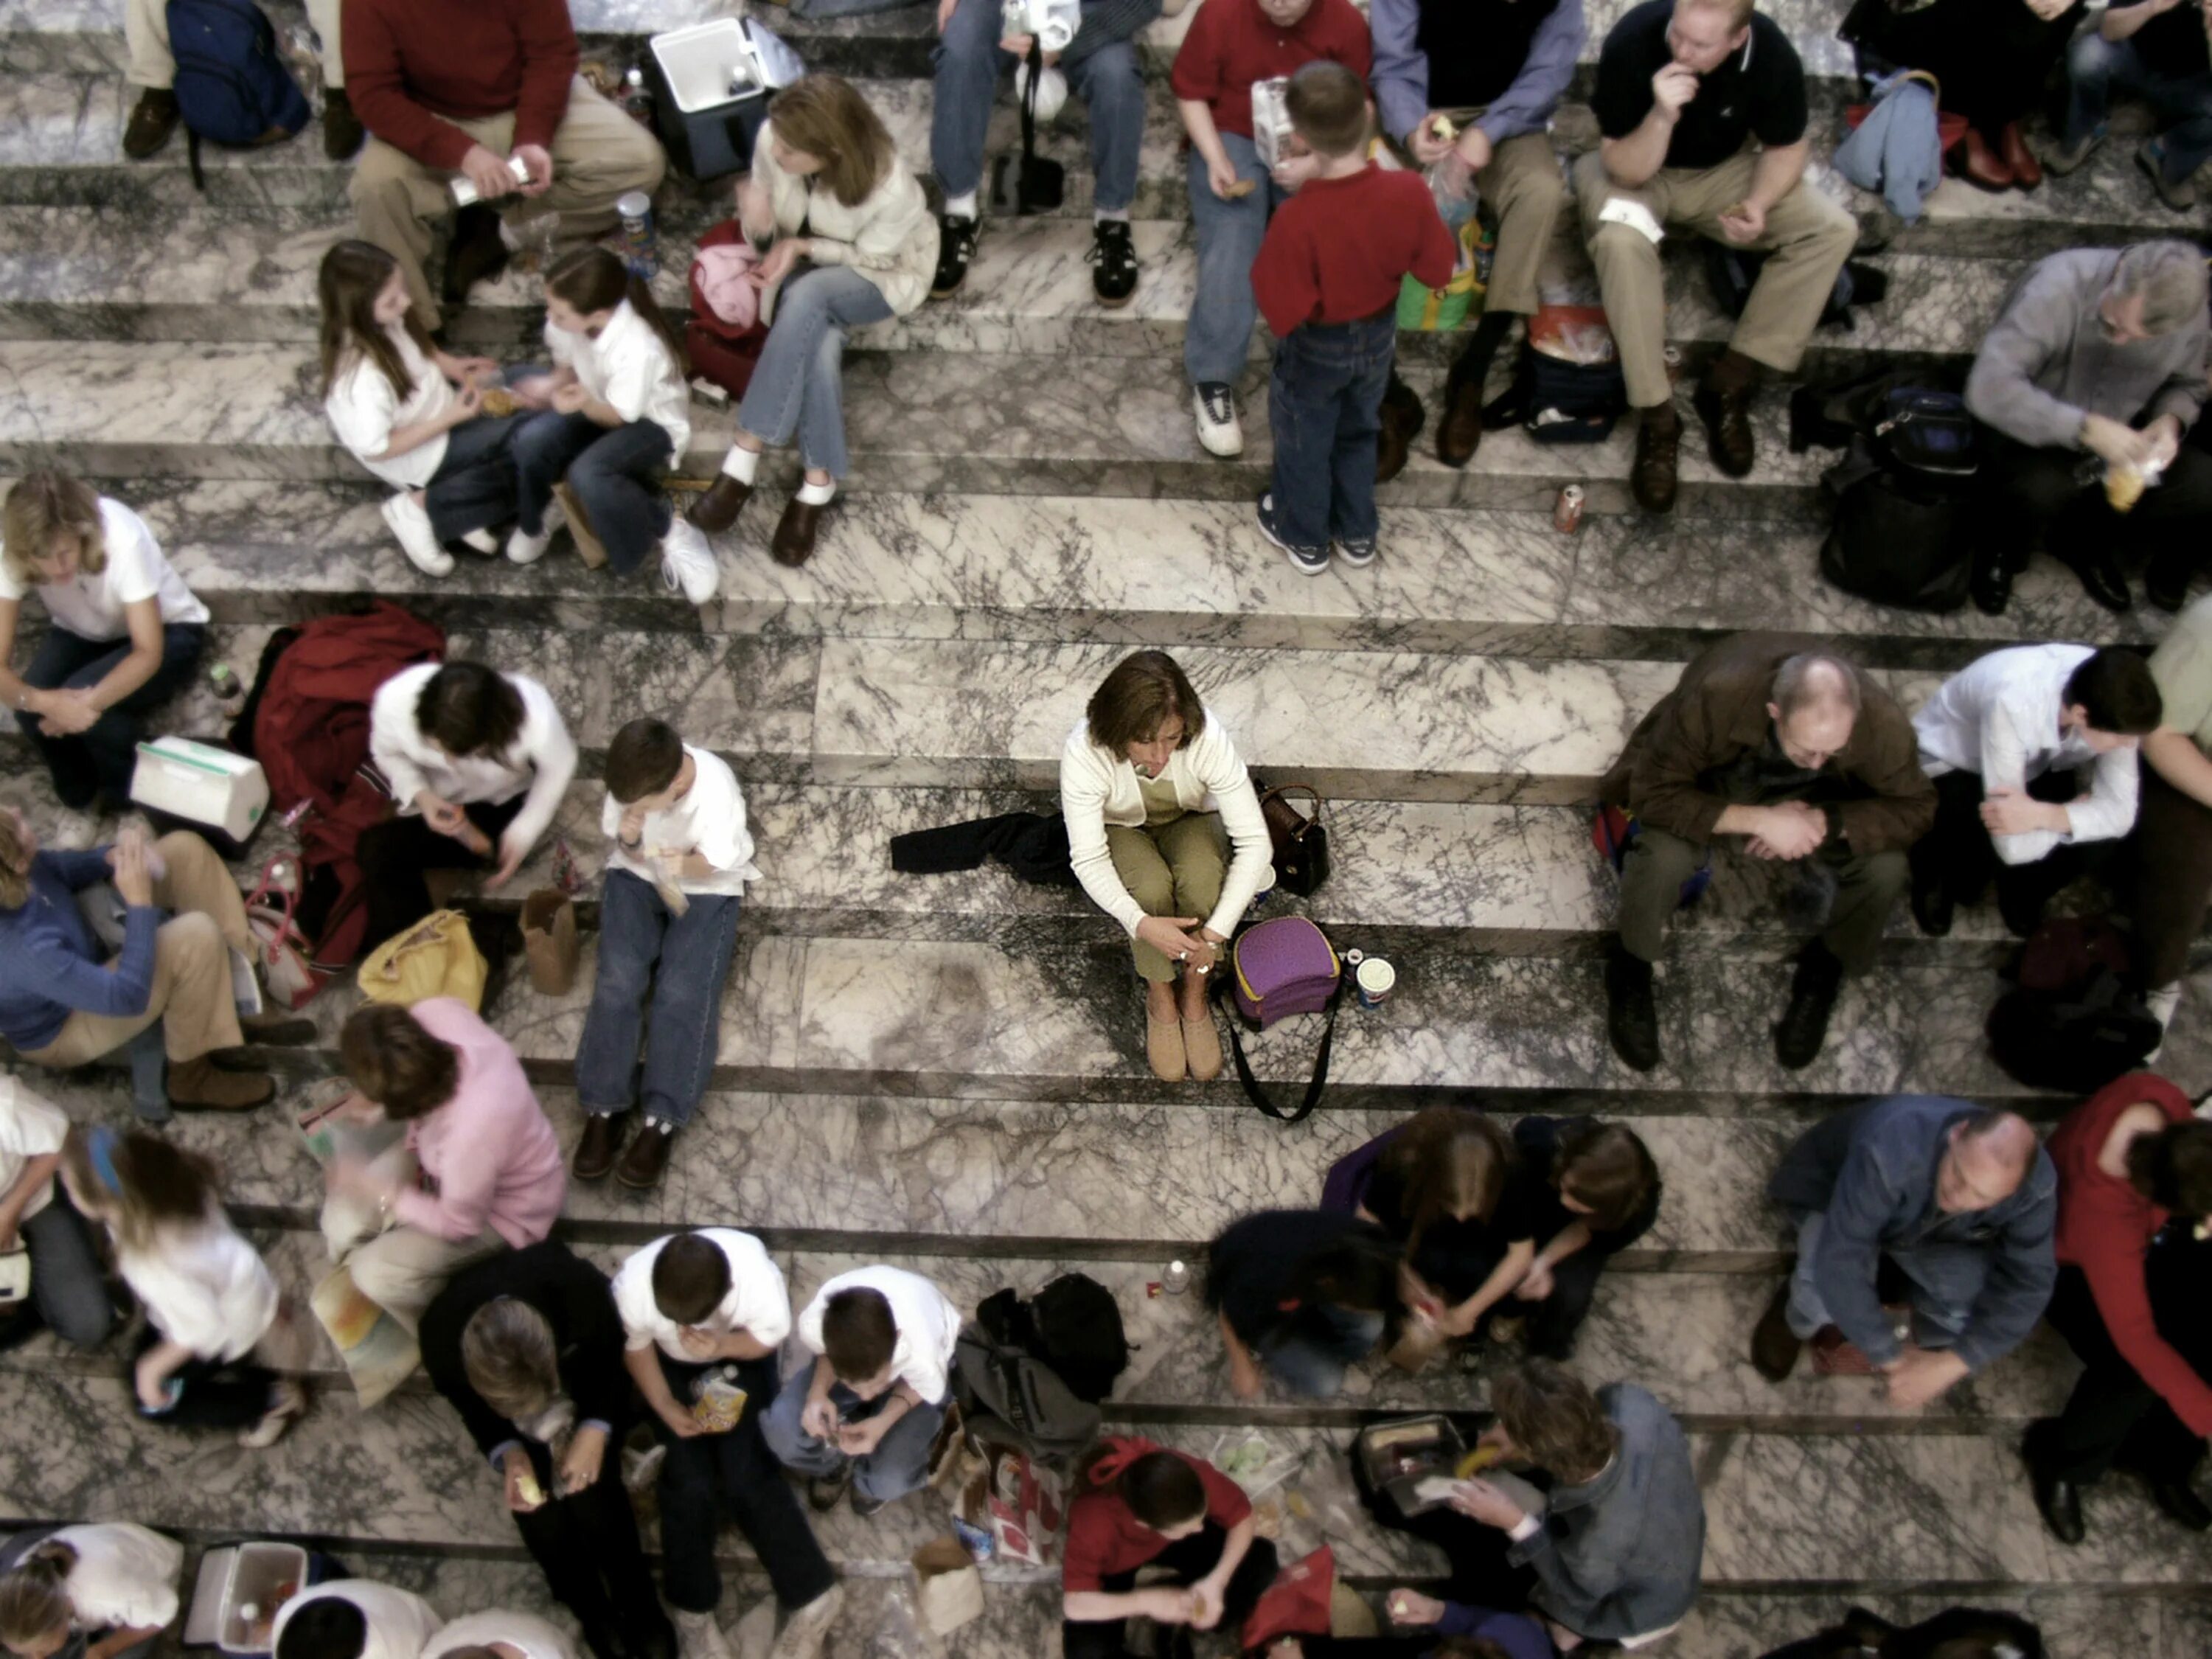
[1085, 650, 1207, 754]
[414, 662, 526, 759]
[544, 245, 687, 378]
[60, 1127, 223, 1253]
[0, 1540, 77, 1653]
[766, 74, 899, 209]
[1377, 1107, 1514, 1256]
[316, 239, 434, 401]
[1554, 1121, 1660, 1234]
[1489, 1357, 1619, 1483]
[2127, 1119, 2212, 1218]
[2, 470, 107, 591]
[341, 1004, 462, 1121]
[0, 813, 31, 912]
[461, 1297, 560, 1420]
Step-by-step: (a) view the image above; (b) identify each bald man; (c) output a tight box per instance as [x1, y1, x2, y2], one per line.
[1757, 1098, 2056, 1410]
[1596, 633, 1936, 1073]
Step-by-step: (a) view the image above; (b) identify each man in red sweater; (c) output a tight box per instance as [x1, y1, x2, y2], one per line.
[345, 0, 665, 330]
[2023, 1071, 2212, 1545]
[1251, 63, 1455, 577]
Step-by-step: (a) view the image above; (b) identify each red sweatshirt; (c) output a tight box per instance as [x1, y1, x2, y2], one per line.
[344, 0, 580, 171]
[1251, 164, 1456, 338]
[1169, 0, 1373, 140]
[2048, 1072, 2212, 1436]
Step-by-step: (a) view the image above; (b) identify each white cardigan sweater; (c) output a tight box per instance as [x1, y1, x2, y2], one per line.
[1059, 709, 1273, 939]
[749, 119, 940, 324]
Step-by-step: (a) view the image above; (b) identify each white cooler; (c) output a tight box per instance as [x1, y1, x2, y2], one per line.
[182, 1542, 308, 1655]
[129, 737, 269, 859]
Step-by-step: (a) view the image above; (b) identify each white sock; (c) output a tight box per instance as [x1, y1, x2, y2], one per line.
[1094, 207, 1129, 225]
[720, 445, 760, 485]
[944, 191, 978, 220]
[796, 478, 836, 507]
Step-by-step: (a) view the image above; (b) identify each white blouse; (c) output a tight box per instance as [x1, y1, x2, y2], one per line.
[324, 324, 457, 490]
[368, 663, 580, 862]
[49, 1524, 184, 1633]
[114, 1212, 279, 1363]
[0, 498, 209, 641]
[544, 299, 692, 459]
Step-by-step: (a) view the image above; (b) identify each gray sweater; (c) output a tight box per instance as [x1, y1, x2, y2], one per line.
[1964, 248, 2209, 452]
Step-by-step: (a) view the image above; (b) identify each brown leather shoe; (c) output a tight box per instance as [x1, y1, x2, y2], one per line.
[1631, 410, 1680, 513]
[573, 1111, 625, 1182]
[321, 86, 365, 161]
[688, 473, 752, 534]
[1958, 128, 2014, 191]
[2001, 122, 2041, 189]
[1436, 373, 1485, 468]
[1750, 1281, 1801, 1382]
[1377, 377, 1425, 484]
[615, 1119, 675, 1189]
[771, 496, 827, 567]
[442, 204, 510, 309]
[123, 88, 180, 159]
[1693, 383, 1756, 478]
[167, 1057, 274, 1112]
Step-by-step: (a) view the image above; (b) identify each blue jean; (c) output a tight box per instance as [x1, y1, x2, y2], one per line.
[2062, 32, 2212, 181]
[760, 1366, 949, 1503]
[1185, 131, 1282, 387]
[422, 411, 526, 544]
[15, 622, 205, 808]
[21, 1191, 114, 1349]
[1268, 310, 1397, 552]
[574, 869, 740, 1130]
[1785, 1212, 1986, 1351]
[511, 411, 673, 576]
[736, 265, 894, 479]
[1259, 1305, 1384, 1397]
[931, 0, 1146, 212]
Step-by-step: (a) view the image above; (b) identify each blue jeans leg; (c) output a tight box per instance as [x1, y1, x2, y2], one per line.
[1886, 1242, 1990, 1351]
[737, 266, 894, 479]
[2059, 29, 2126, 145]
[568, 420, 675, 577]
[639, 892, 740, 1130]
[1270, 336, 1340, 554]
[511, 410, 602, 538]
[1067, 41, 1146, 214]
[2146, 70, 2212, 179]
[931, 0, 1011, 199]
[1183, 133, 1274, 387]
[1329, 321, 1394, 542]
[1785, 1211, 1834, 1339]
[761, 1366, 848, 1476]
[1257, 1307, 1382, 1398]
[852, 1393, 948, 1503]
[23, 1193, 114, 1349]
[574, 870, 664, 1118]
[423, 412, 525, 543]
[15, 623, 205, 807]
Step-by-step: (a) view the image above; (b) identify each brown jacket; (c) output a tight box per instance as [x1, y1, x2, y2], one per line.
[1599, 633, 1935, 855]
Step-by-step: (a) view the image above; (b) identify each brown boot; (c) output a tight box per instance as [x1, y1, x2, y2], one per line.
[615, 1119, 675, 1189]
[1750, 1281, 1802, 1382]
[688, 473, 752, 534]
[1631, 406, 1681, 513]
[167, 1057, 275, 1112]
[1377, 376, 1425, 484]
[572, 1112, 625, 1181]
[2001, 121, 2040, 189]
[1693, 350, 1759, 478]
[1436, 371, 1486, 468]
[441, 204, 510, 310]
[1958, 128, 2014, 191]
[123, 88, 180, 159]
[771, 495, 827, 567]
[321, 86, 365, 161]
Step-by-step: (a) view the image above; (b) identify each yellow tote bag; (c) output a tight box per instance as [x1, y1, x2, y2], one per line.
[356, 908, 487, 1011]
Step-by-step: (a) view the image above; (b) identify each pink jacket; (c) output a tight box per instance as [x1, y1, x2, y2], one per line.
[394, 998, 566, 1248]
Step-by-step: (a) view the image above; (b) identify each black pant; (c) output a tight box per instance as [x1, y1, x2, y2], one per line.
[130, 1325, 274, 1432]
[355, 795, 524, 956]
[1975, 431, 2212, 590]
[1368, 1500, 1537, 1614]
[15, 622, 206, 809]
[2126, 765, 2212, 990]
[1500, 1248, 1608, 1361]
[511, 1431, 675, 1659]
[2025, 1264, 2206, 1487]
[1061, 1524, 1280, 1659]
[1911, 765, 2101, 933]
[653, 1352, 838, 1615]
[1843, 0, 2083, 134]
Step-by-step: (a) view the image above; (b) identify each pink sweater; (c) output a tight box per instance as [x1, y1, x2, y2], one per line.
[394, 998, 566, 1247]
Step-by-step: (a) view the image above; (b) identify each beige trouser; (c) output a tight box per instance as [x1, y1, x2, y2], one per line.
[336, 1224, 504, 1335]
[1108, 813, 1229, 984]
[1573, 146, 1858, 408]
[20, 832, 252, 1068]
[125, 0, 347, 89]
[1469, 129, 1566, 319]
[351, 77, 667, 328]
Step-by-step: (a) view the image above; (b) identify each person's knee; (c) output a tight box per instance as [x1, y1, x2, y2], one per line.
[345, 1240, 406, 1307]
[2067, 28, 2121, 86]
[1124, 862, 1175, 917]
[157, 911, 226, 971]
[1801, 197, 1860, 261]
[1172, 859, 1224, 921]
[44, 1276, 114, 1349]
[1587, 222, 1660, 279]
[1079, 46, 1144, 118]
[1506, 154, 1568, 223]
[851, 1444, 929, 1502]
[588, 937, 653, 1007]
[935, 0, 1001, 68]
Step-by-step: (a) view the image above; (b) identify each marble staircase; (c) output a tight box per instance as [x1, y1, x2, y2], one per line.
[4, 0, 2212, 1653]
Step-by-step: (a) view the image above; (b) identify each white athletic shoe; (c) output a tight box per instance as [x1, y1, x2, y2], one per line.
[673, 1608, 737, 1659]
[1193, 383, 1244, 457]
[768, 1585, 844, 1659]
[381, 493, 453, 576]
[459, 527, 501, 554]
[507, 493, 565, 565]
[659, 515, 720, 605]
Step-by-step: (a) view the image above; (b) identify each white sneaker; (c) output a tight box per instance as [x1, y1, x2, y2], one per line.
[767, 1585, 843, 1659]
[659, 515, 720, 604]
[459, 527, 501, 554]
[507, 493, 565, 566]
[229, 945, 263, 1018]
[1193, 382, 1244, 457]
[380, 493, 453, 576]
[673, 1608, 738, 1659]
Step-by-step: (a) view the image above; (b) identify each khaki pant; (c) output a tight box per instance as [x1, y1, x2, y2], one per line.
[1573, 147, 1858, 408]
[336, 1223, 504, 1336]
[351, 77, 667, 328]
[1107, 813, 1228, 984]
[1470, 129, 1566, 319]
[21, 832, 252, 1068]
[125, 0, 347, 89]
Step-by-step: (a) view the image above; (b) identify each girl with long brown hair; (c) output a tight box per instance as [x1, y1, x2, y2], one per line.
[686, 74, 940, 567]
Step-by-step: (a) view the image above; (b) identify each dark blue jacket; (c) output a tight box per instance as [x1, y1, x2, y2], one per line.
[0, 849, 158, 1053]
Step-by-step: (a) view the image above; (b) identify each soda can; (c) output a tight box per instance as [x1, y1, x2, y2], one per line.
[1342, 948, 1363, 968]
[617, 190, 658, 276]
[1554, 484, 1585, 535]
[1354, 956, 1397, 1009]
[1663, 344, 1684, 384]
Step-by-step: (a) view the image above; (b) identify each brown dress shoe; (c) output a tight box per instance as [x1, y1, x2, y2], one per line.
[688, 473, 752, 534]
[1692, 383, 1756, 478]
[1436, 374, 1485, 468]
[2000, 122, 2041, 189]
[573, 1112, 625, 1181]
[1750, 1281, 1802, 1382]
[167, 1057, 274, 1112]
[1958, 128, 2014, 191]
[123, 88, 180, 159]
[1631, 410, 1681, 513]
[1377, 376, 1425, 484]
[615, 1119, 675, 1189]
[321, 87, 365, 161]
[771, 496, 827, 567]
[442, 204, 510, 308]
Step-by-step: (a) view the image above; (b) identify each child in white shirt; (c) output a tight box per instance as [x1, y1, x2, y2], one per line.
[268, 1581, 441, 1659]
[0, 1521, 184, 1659]
[0, 1075, 111, 1351]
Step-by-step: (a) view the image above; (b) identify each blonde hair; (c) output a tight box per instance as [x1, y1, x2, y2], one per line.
[461, 1298, 560, 1420]
[0, 1541, 77, 1653]
[59, 1127, 222, 1254]
[2, 472, 106, 591]
[765, 76, 898, 209]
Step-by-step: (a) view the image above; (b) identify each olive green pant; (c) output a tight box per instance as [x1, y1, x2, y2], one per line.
[1617, 825, 1906, 975]
[1107, 813, 1228, 983]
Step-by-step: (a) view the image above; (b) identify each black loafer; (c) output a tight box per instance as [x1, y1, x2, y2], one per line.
[2028, 1453, 2086, 1546]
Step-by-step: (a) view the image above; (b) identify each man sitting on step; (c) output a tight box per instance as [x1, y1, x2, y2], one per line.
[343, 0, 666, 333]
[1577, 0, 1858, 512]
[1962, 240, 2212, 617]
[1598, 633, 1935, 1074]
[1754, 1097, 2056, 1411]
[122, 0, 363, 161]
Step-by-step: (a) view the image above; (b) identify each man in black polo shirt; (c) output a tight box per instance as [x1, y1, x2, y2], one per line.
[1577, 0, 1857, 511]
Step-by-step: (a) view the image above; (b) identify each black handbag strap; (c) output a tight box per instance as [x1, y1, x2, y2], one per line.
[1020, 39, 1043, 159]
[1219, 978, 1341, 1124]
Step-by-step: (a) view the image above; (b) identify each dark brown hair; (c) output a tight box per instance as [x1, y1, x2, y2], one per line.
[2, 469, 107, 591]
[1377, 1108, 1516, 1257]
[1489, 1358, 1618, 1483]
[1077, 1445, 1206, 1530]
[2128, 1119, 2212, 1218]
[606, 718, 686, 804]
[653, 1233, 734, 1325]
[341, 1004, 462, 1121]
[821, 1286, 897, 1382]
[1554, 1121, 1661, 1234]
[1284, 60, 1371, 158]
[545, 245, 687, 376]
[60, 1127, 223, 1253]
[2064, 647, 2163, 737]
[1085, 650, 1207, 754]
[275, 1599, 369, 1659]
[767, 74, 900, 209]
[316, 239, 434, 400]
[0, 1540, 77, 1652]
[415, 661, 526, 759]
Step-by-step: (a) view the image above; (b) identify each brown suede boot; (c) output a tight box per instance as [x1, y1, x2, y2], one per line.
[1631, 405, 1682, 513]
[167, 1057, 275, 1112]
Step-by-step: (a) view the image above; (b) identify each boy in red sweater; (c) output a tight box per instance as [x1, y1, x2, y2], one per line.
[1251, 63, 1455, 574]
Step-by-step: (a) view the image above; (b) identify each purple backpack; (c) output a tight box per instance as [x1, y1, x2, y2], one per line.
[1221, 917, 1343, 1124]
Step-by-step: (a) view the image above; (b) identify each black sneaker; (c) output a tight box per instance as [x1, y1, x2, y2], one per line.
[1604, 942, 1660, 1071]
[1089, 219, 1138, 307]
[1775, 942, 1843, 1070]
[931, 213, 978, 299]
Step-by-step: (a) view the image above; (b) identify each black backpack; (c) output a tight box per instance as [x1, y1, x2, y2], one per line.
[975, 1274, 1130, 1405]
[953, 1322, 1101, 1465]
[1484, 347, 1626, 444]
[1986, 917, 2161, 1092]
[1815, 383, 1982, 613]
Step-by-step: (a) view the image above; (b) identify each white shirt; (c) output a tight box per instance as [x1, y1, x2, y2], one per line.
[114, 1212, 279, 1363]
[1912, 642, 2142, 864]
[49, 1524, 184, 1632]
[796, 1265, 961, 1405]
[0, 497, 209, 640]
[612, 1230, 791, 1360]
[545, 299, 692, 458]
[0, 1076, 68, 1222]
[270, 1582, 441, 1659]
[600, 746, 762, 899]
[369, 664, 580, 861]
[324, 324, 457, 490]
[420, 1610, 576, 1659]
